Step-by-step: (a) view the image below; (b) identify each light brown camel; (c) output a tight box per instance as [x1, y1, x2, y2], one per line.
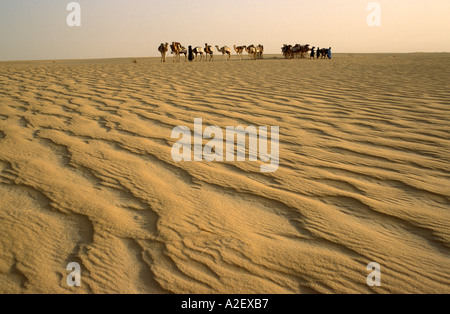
[179, 45, 188, 61]
[204, 43, 214, 61]
[256, 44, 264, 59]
[216, 45, 232, 61]
[245, 45, 257, 60]
[282, 44, 293, 59]
[158, 43, 169, 62]
[192, 46, 205, 61]
[300, 44, 311, 58]
[170, 42, 182, 62]
[234, 45, 245, 60]
[292, 44, 302, 58]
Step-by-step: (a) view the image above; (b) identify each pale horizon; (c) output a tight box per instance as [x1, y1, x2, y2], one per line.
[1, 0, 449, 61]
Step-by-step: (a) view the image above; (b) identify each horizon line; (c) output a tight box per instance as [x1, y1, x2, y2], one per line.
[1, 52, 449, 63]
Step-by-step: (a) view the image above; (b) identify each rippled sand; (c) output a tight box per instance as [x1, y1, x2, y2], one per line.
[0, 54, 449, 293]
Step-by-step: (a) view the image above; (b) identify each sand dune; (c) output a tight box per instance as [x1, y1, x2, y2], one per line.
[0, 54, 449, 294]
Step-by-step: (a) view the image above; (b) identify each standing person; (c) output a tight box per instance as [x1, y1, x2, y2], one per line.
[316, 47, 320, 59]
[327, 47, 332, 59]
[188, 46, 194, 62]
[310, 47, 316, 59]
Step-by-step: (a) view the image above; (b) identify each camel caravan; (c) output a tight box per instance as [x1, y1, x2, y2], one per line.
[158, 42, 264, 62]
[158, 41, 331, 62]
[282, 44, 332, 59]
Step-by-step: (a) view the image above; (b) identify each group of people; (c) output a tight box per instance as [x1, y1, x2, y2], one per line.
[310, 47, 332, 59]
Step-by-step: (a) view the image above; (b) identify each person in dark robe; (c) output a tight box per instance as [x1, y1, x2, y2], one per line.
[188, 46, 194, 62]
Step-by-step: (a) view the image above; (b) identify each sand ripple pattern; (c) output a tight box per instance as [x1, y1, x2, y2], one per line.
[0, 55, 449, 293]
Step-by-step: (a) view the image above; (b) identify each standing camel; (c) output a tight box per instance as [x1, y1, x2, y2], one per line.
[179, 46, 188, 61]
[192, 46, 205, 61]
[158, 43, 169, 62]
[256, 44, 264, 59]
[300, 44, 311, 58]
[170, 42, 182, 62]
[246, 45, 257, 60]
[216, 45, 232, 61]
[292, 44, 302, 58]
[234, 45, 245, 60]
[204, 44, 214, 61]
[282, 44, 293, 59]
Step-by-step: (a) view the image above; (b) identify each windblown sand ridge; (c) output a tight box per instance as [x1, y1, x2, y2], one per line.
[0, 54, 449, 293]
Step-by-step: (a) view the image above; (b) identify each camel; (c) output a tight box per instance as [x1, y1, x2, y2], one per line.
[216, 45, 232, 61]
[178, 46, 188, 61]
[281, 44, 293, 59]
[158, 43, 169, 62]
[246, 45, 257, 60]
[170, 42, 182, 62]
[292, 44, 302, 58]
[301, 44, 311, 58]
[234, 45, 245, 60]
[192, 46, 205, 61]
[204, 44, 214, 61]
[256, 44, 264, 59]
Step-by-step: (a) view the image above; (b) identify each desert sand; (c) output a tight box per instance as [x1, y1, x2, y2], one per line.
[0, 53, 449, 294]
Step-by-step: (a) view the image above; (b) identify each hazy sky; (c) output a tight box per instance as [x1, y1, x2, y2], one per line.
[0, 0, 449, 61]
